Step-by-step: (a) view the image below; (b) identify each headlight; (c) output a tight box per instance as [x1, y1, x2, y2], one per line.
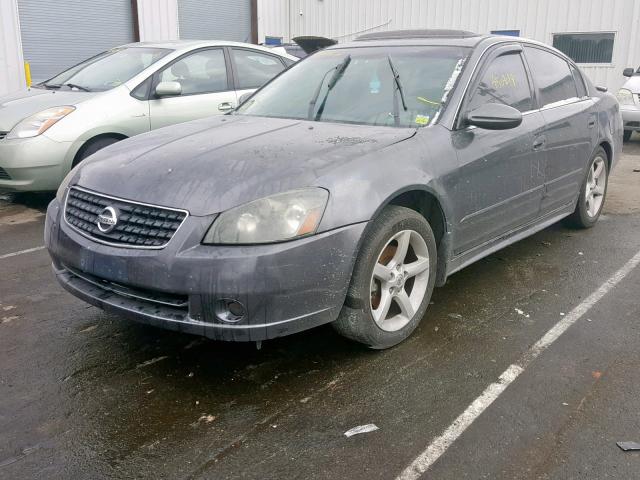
[203, 188, 329, 244]
[617, 88, 635, 106]
[6, 106, 75, 139]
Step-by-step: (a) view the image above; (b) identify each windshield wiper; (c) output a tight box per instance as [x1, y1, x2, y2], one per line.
[64, 83, 91, 92]
[307, 55, 351, 121]
[40, 83, 62, 89]
[387, 55, 407, 126]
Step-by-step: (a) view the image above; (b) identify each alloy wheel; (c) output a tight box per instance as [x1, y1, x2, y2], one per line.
[585, 156, 607, 218]
[370, 230, 430, 332]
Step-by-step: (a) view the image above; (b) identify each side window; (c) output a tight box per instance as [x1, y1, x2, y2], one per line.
[232, 49, 286, 90]
[467, 52, 533, 113]
[569, 64, 588, 98]
[524, 47, 578, 107]
[157, 49, 228, 95]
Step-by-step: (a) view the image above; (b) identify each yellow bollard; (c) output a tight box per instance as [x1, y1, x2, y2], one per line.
[24, 62, 32, 88]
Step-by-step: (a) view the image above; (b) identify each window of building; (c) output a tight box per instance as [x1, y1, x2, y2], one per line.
[524, 46, 578, 108]
[552, 32, 615, 64]
[467, 52, 533, 113]
[491, 30, 521, 37]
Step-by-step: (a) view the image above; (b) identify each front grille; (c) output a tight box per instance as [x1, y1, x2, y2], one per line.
[65, 264, 188, 309]
[0, 132, 7, 140]
[64, 187, 188, 248]
[0, 167, 10, 180]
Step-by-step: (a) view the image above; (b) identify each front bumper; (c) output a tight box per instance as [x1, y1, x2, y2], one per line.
[0, 135, 72, 192]
[621, 106, 640, 131]
[45, 198, 366, 341]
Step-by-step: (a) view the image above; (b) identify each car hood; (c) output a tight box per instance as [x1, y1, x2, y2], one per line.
[75, 115, 415, 216]
[0, 88, 96, 131]
[622, 75, 640, 94]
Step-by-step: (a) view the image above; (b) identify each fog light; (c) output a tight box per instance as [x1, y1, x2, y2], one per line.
[214, 299, 246, 323]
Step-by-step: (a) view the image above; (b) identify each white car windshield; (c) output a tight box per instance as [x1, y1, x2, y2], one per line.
[236, 46, 470, 128]
[39, 47, 171, 92]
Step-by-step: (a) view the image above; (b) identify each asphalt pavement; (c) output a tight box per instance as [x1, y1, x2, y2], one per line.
[1, 142, 640, 480]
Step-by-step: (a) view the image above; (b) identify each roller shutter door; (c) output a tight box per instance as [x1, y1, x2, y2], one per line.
[17, 0, 135, 82]
[178, 0, 251, 43]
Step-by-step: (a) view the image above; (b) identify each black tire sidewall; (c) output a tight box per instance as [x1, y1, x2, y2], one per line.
[75, 137, 121, 166]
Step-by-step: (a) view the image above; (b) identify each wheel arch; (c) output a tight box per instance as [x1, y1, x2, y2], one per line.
[72, 133, 128, 167]
[368, 186, 452, 287]
[599, 140, 612, 171]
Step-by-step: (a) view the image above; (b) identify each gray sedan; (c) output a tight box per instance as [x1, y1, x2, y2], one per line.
[45, 30, 623, 349]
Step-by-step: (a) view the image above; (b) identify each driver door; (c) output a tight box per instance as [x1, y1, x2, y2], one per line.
[450, 45, 546, 255]
[148, 48, 237, 130]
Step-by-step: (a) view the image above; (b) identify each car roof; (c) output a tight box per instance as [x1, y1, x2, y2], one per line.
[120, 40, 299, 60]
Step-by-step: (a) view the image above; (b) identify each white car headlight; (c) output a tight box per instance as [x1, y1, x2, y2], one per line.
[203, 188, 329, 244]
[7, 106, 75, 140]
[617, 88, 635, 106]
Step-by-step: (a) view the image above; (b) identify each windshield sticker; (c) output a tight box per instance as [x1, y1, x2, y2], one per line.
[414, 114, 430, 126]
[369, 74, 381, 93]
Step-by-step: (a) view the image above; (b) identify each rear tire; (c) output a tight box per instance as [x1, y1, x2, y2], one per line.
[565, 147, 608, 229]
[73, 137, 122, 167]
[623, 130, 632, 143]
[333, 206, 437, 349]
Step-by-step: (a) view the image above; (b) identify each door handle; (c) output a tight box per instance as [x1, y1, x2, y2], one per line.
[218, 102, 234, 111]
[533, 136, 546, 150]
[588, 119, 597, 128]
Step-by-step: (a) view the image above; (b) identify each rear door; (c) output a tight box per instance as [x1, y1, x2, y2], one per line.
[148, 48, 237, 130]
[523, 46, 596, 215]
[229, 48, 288, 101]
[450, 45, 547, 254]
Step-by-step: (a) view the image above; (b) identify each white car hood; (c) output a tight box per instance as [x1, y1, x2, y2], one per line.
[622, 75, 640, 94]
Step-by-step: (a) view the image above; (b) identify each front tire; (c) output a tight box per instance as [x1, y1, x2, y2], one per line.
[623, 130, 632, 143]
[333, 206, 437, 349]
[565, 147, 608, 228]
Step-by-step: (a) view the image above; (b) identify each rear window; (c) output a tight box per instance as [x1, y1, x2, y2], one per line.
[524, 46, 578, 108]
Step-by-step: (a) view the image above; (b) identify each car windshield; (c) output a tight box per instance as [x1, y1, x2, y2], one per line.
[236, 46, 470, 128]
[40, 47, 171, 92]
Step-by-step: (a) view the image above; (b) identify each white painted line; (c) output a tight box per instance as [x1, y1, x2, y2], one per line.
[0, 245, 45, 260]
[397, 249, 640, 480]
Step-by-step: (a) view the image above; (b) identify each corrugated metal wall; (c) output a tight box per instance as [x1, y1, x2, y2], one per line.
[178, 0, 252, 42]
[138, 0, 179, 41]
[0, 0, 26, 97]
[17, 0, 135, 82]
[258, 0, 640, 92]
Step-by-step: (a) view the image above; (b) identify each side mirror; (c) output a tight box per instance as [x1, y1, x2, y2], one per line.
[155, 81, 182, 97]
[465, 103, 523, 130]
[623, 67, 635, 78]
[238, 92, 253, 105]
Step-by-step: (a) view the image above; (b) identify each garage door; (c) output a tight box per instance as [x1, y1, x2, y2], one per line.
[17, 0, 135, 82]
[178, 0, 251, 43]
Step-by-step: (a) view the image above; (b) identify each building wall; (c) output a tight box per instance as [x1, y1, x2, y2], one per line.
[258, 0, 640, 92]
[138, 0, 179, 41]
[0, 0, 26, 97]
